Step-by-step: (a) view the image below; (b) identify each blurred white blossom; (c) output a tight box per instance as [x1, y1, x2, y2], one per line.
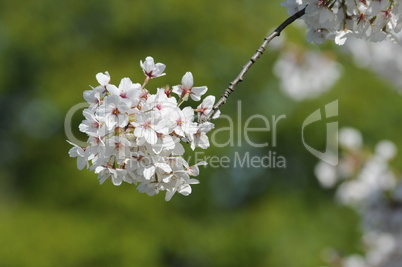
[345, 31, 402, 90]
[316, 127, 402, 267]
[274, 49, 341, 100]
[339, 127, 363, 151]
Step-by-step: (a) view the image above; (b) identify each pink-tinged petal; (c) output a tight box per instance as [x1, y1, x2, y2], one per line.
[96, 72, 110, 86]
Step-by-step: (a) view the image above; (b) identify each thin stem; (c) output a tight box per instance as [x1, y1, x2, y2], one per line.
[204, 7, 307, 121]
[142, 76, 150, 89]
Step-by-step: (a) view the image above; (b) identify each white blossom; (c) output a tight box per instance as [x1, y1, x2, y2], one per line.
[195, 95, 221, 120]
[282, 0, 402, 45]
[339, 127, 363, 150]
[67, 57, 219, 201]
[172, 72, 208, 101]
[96, 71, 110, 87]
[140, 56, 166, 78]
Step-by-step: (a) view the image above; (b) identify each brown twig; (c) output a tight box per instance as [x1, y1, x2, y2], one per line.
[204, 7, 306, 121]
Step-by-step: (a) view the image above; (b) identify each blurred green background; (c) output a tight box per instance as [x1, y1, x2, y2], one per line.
[1, 0, 402, 266]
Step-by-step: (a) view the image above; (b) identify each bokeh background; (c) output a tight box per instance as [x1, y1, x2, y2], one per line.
[1, 0, 402, 266]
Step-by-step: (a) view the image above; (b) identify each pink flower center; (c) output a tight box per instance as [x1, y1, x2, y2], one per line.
[181, 88, 191, 98]
[140, 91, 148, 99]
[115, 142, 123, 150]
[112, 108, 120, 115]
[176, 119, 183, 126]
[142, 121, 151, 129]
[382, 8, 392, 19]
[357, 12, 367, 24]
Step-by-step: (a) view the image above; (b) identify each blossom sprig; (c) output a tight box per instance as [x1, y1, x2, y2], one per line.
[281, 0, 402, 45]
[67, 56, 219, 201]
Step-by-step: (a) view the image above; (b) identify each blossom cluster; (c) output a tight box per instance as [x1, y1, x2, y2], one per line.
[315, 127, 397, 205]
[345, 30, 402, 89]
[315, 127, 402, 266]
[281, 0, 402, 45]
[67, 56, 220, 201]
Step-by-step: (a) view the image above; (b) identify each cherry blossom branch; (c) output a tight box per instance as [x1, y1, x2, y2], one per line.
[204, 7, 306, 121]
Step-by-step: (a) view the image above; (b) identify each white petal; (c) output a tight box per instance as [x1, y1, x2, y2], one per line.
[172, 85, 183, 96]
[212, 110, 221, 119]
[198, 134, 210, 149]
[144, 129, 158, 144]
[77, 157, 87, 170]
[154, 63, 166, 76]
[112, 176, 123, 186]
[156, 163, 172, 173]
[190, 86, 208, 101]
[172, 142, 185, 155]
[201, 95, 215, 107]
[181, 72, 194, 87]
[178, 184, 192, 196]
[182, 106, 194, 120]
[96, 72, 110, 86]
[143, 166, 156, 180]
[119, 77, 132, 91]
[165, 189, 176, 201]
[106, 84, 120, 95]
